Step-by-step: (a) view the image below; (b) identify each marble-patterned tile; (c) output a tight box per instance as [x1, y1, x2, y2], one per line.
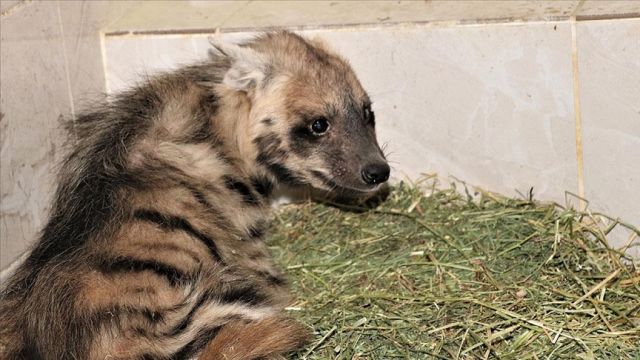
[105, 34, 211, 93]
[103, 32, 257, 93]
[0, 0, 22, 13]
[577, 1, 640, 19]
[102, 1, 580, 34]
[221, 1, 579, 30]
[577, 19, 640, 255]
[56, 1, 141, 108]
[103, 0, 248, 34]
[0, 1, 71, 268]
[104, 22, 577, 205]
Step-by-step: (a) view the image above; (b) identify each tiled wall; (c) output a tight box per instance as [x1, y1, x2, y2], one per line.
[577, 19, 640, 255]
[0, 0, 139, 269]
[1, 1, 639, 269]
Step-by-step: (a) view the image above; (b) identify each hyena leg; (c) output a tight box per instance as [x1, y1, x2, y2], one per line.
[197, 316, 310, 360]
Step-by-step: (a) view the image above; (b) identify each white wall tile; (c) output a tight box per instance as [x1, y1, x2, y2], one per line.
[0, 1, 71, 268]
[0, 0, 133, 268]
[578, 1, 640, 19]
[56, 1, 140, 107]
[577, 19, 640, 256]
[103, 1, 580, 33]
[0, 0, 21, 13]
[317, 25, 577, 203]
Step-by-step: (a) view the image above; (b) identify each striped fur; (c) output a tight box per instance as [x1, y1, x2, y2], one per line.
[0, 31, 388, 359]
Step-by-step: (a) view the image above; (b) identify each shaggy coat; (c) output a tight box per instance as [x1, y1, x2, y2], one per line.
[0, 31, 388, 360]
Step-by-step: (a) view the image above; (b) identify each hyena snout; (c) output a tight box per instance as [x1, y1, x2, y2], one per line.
[361, 161, 390, 185]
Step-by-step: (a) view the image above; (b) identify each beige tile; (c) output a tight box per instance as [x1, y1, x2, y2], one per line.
[103, 31, 256, 93]
[103, 1, 580, 33]
[577, 19, 640, 255]
[0, 0, 23, 14]
[104, 0, 249, 34]
[577, 1, 640, 19]
[105, 34, 207, 93]
[0, 1, 71, 268]
[57, 0, 107, 108]
[221, 1, 579, 30]
[56, 1, 140, 107]
[306, 24, 577, 204]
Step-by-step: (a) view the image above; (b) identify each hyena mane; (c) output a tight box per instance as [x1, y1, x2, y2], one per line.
[0, 31, 389, 360]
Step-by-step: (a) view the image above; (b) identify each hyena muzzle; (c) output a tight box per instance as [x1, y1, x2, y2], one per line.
[0, 31, 389, 360]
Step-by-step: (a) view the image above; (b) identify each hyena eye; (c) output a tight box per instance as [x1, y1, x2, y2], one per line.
[364, 105, 375, 126]
[310, 117, 330, 135]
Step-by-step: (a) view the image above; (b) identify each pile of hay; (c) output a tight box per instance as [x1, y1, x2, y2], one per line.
[267, 178, 639, 359]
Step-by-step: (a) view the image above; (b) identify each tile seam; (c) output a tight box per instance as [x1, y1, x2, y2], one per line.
[102, 14, 640, 38]
[55, 0, 76, 123]
[570, 16, 586, 212]
[576, 12, 640, 21]
[99, 30, 111, 96]
[103, 18, 574, 39]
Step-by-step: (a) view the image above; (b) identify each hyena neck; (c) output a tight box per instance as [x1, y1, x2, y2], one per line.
[208, 84, 292, 203]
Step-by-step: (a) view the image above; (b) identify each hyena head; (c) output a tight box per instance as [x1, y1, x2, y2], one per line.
[212, 31, 390, 194]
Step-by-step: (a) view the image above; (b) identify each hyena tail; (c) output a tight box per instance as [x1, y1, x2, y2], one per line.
[198, 316, 311, 360]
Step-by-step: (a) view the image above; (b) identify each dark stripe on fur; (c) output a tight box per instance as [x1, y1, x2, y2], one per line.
[132, 242, 203, 265]
[253, 132, 306, 185]
[17, 343, 43, 360]
[223, 176, 259, 205]
[141, 308, 165, 323]
[180, 182, 238, 235]
[247, 225, 264, 239]
[220, 285, 267, 305]
[252, 132, 307, 186]
[257, 271, 286, 286]
[168, 292, 210, 336]
[289, 123, 316, 157]
[168, 285, 265, 337]
[181, 181, 218, 209]
[91, 305, 165, 326]
[173, 325, 223, 360]
[250, 175, 274, 198]
[253, 133, 289, 170]
[266, 162, 307, 186]
[96, 257, 187, 287]
[133, 209, 224, 263]
[20, 85, 164, 285]
[187, 93, 219, 144]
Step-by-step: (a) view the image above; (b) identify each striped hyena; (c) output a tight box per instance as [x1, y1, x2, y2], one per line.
[0, 31, 390, 359]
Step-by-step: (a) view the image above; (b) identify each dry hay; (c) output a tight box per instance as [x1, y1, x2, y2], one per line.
[268, 177, 640, 359]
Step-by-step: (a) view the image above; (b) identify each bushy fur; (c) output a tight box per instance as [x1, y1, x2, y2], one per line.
[0, 31, 388, 360]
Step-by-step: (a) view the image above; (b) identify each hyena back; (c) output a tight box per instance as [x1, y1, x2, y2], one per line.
[0, 31, 389, 360]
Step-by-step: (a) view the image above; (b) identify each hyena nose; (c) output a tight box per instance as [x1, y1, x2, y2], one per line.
[361, 162, 391, 185]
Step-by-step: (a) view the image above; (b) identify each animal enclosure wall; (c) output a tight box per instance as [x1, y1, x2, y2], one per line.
[1, 1, 639, 270]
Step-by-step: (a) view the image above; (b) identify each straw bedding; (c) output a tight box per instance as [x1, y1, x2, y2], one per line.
[268, 178, 639, 359]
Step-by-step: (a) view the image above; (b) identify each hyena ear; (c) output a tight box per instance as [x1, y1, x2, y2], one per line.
[209, 36, 268, 92]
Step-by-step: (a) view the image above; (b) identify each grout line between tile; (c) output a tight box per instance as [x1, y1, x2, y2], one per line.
[99, 30, 111, 95]
[55, 0, 76, 123]
[103, 17, 573, 39]
[576, 12, 640, 21]
[571, 0, 587, 17]
[570, 16, 586, 212]
[217, 0, 254, 30]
